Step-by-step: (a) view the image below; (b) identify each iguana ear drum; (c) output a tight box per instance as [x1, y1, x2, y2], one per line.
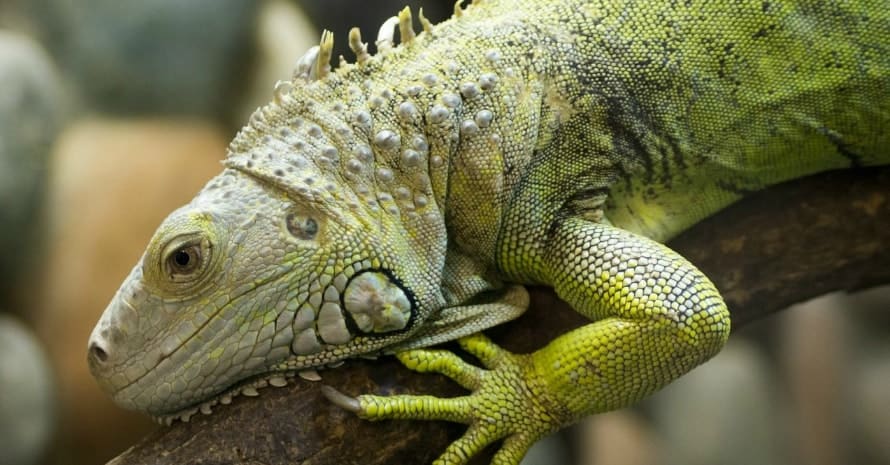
[342, 270, 417, 335]
[285, 212, 319, 240]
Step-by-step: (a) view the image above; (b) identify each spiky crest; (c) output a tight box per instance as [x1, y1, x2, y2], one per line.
[418, 8, 433, 34]
[348, 28, 370, 66]
[314, 30, 334, 80]
[398, 7, 416, 44]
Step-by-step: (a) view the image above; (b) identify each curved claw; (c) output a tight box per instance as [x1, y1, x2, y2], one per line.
[320, 385, 361, 413]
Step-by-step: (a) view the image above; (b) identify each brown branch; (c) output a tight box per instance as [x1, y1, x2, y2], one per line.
[108, 166, 890, 465]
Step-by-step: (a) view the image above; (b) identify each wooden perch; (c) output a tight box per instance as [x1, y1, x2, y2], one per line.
[109, 166, 890, 465]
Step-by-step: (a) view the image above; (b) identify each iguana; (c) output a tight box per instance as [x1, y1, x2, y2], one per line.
[88, 0, 889, 463]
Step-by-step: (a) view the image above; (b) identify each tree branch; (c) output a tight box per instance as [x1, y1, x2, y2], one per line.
[108, 166, 890, 465]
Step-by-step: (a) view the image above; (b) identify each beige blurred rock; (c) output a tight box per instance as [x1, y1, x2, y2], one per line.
[236, 0, 316, 126]
[781, 294, 849, 465]
[649, 338, 783, 465]
[579, 411, 657, 465]
[32, 119, 227, 465]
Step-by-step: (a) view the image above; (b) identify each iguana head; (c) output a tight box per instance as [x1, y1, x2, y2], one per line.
[88, 26, 453, 418]
[88, 160, 444, 417]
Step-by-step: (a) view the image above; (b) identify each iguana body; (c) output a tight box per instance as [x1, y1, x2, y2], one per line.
[88, 0, 889, 463]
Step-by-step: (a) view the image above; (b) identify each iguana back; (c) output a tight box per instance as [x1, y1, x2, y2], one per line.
[478, 0, 890, 263]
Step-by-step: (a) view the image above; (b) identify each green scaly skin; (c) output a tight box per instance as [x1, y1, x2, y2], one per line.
[88, 1, 888, 463]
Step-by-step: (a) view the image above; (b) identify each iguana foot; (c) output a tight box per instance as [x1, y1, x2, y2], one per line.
[321, 334, 564, 465]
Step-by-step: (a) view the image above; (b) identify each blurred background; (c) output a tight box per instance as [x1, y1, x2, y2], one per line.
[0, 1, 887, 464]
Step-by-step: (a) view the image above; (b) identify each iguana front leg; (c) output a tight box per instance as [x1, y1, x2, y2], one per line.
[325, 217, 731, 465]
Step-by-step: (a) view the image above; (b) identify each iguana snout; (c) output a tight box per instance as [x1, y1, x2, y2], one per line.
[86, 170, 302, 414]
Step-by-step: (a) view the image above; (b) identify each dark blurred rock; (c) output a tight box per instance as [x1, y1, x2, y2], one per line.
[850, 346, 890, 465]
[0, 31, 65, 303]
[0, 315, 56, 465]
[0, 1, 28, 30]
[22, 0, 259, 120]
[520, 432, 573, 465]
[845, 285, 890, 336]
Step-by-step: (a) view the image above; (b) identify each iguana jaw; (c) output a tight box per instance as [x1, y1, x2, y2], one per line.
[91, 262, 419, 418]
[148, 367, 322, 425]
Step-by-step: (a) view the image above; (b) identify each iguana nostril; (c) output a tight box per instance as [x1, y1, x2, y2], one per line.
[89, 341, 108, 363]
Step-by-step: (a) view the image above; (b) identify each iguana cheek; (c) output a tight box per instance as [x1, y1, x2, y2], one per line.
[289, 270, 354, 353]
[287, 269, 417, 355]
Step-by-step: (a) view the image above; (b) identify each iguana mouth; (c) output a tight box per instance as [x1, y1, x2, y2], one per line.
[150, 347, 385, 424]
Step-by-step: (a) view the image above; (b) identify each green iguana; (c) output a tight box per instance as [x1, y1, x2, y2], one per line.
[88, 0, 889, 463]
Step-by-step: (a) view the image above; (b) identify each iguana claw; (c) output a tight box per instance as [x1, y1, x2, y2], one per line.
[320, 385, 362, 413]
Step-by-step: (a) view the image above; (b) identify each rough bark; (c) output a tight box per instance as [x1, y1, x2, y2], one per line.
[109, 166, 890, 465]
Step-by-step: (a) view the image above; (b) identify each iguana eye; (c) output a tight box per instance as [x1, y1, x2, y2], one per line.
[152, 232, 214, 292]
[166, 243, 203, 279]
